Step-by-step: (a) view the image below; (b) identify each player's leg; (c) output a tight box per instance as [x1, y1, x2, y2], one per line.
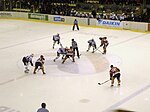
[92, 45, 96, 53]
[62, 54, 65, 59]
[62, 55, 68, 64]
[92, 45, 95, 53]
[54, 52, 60, 62]
[72, 54, 75, 62]
[76, 24, 79, 30]
[117, 73, 121, 85]
[24, 64, 29, 73]
[111, 77, 114, 86]
[57, 40, 60, 44]
[73, 48, 76, 56]
[110, 73, 113, 80]
[53, 41, 56, 49]
[33, 62, 39, 74]
[22, 57, 29, 72]
[111, 75, 116, 86]
[76, 47, 80, 58]
[72, 24, 75, 30]
[41, 64, 46, 74]
[24, 63, 29, 73]
[22, 57, 26, 66]
[103, 46, 107, 54]
[87, 44, 91, 52]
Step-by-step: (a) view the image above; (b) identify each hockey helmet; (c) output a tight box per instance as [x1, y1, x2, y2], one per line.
[99, 37, 102, 40]
[110, 65, 113, 68]
[40, 55, 44, 58]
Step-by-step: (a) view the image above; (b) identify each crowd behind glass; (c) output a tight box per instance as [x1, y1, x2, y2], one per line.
[0, 0, 149, 22]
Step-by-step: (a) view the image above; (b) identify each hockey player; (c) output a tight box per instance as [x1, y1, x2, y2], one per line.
[71, 39, 80, 58]
[52, 33, 60, 49]
[33, 55, 46, 74]
[72, 19, 79, 31]
[53, 47, 66, 62]
[62, 46, 75, 64]
[99, 37, 109, 54]
[109, 65, 121, 86]
[86, 39, 97, 53]
[22, 54, 34, 73]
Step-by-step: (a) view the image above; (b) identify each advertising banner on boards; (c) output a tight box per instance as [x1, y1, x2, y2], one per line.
[97, 19, 122, 28]
[53, 16, 65, 22]
[28, 13, 48, 20]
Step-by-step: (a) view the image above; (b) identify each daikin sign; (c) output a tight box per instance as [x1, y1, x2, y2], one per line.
[97, 19, 121, 27]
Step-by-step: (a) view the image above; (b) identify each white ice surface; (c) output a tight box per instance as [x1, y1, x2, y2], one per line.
[0, 19, 149, 112]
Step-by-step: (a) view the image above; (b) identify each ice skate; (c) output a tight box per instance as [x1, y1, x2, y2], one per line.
[24, 69, 29, 73]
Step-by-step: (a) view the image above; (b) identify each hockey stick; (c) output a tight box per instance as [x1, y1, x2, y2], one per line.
[68, 57, 73, 62]
[98, 79, 110, 85]
[59, 42, 63, 48]
[94, 46, 102, 53]
[94, 46, 101, 51]
[97, 49, 103, 53]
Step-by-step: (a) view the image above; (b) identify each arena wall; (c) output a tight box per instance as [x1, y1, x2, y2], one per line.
[148, 23, 150, 31]
[89, 18, 97, 26]
[123, 21, 148, 31]
[48, 15, 88, 25]
[0, 11, 149, 32]
[0, 11, 28, 19]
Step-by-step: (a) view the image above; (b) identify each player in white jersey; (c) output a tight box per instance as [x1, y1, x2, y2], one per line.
[86, 39, 97, 53]
[33, 55, 46, 74]
[52, 33, 60, 49]
[22, 54, 34, 73]
[53, 47, 66, 62]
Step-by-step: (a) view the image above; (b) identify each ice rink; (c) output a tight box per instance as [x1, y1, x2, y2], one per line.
[0, 19, 150, 112]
